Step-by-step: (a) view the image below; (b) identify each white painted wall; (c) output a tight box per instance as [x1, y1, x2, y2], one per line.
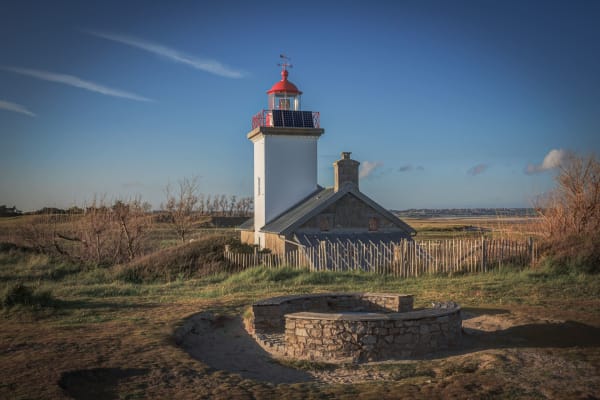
[253, 137, 266, 246]
[252, 134, 319, 247]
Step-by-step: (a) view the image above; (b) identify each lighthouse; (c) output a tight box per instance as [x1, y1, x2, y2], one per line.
[247, 57, 324, 247]
[239, 58, 414, 255]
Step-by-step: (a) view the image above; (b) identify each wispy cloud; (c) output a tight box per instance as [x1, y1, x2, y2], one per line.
[467, 163, 489, 176]
[525, 149, 567, 174]
[0, 99, 35, 117]
[398, 164, 424, 172]
[359, 161, 384, 179]
[86, 30, 245, 79]
[1, 66, 152, 102]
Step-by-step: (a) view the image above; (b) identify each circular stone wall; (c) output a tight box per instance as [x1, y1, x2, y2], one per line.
[284, 305, 461, 362]
[249, 293, 462, 363]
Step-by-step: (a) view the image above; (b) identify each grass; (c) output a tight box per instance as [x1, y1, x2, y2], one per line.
[0, 219, 599, 399]
[404, 216, 538, 240]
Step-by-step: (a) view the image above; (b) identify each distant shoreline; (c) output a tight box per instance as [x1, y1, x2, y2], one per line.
[393, 208, 536, 219]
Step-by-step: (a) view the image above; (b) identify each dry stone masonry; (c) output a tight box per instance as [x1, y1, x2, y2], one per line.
[249, 293, 461, 363]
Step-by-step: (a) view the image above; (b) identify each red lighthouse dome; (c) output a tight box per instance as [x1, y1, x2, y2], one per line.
[267, 69, 302, 95]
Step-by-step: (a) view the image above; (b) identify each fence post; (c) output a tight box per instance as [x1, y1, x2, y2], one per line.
[529, 237, 535, 267]
[481, 236, 486, 272]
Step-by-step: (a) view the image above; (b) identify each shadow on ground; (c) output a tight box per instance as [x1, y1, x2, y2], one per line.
[58, 368, 148, 400]
[464, 320, 600, 349]
[177, 308, 600, 384]
[175, 313, 313, 383]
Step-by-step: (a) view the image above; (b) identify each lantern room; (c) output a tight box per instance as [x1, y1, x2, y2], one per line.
[251, 57, 320, 130]
[267, 68, 302, 111]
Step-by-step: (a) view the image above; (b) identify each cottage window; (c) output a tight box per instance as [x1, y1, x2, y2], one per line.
[319, 215, 330, 231]
[369, 217, 379, 231]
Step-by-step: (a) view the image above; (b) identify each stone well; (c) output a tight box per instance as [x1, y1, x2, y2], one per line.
[249, 293, 461, 363]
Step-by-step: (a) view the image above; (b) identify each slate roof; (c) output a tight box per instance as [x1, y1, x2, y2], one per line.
[238, 217, 254, 230]
[260, 183, 416, 236]
[260, 187, 335, 234]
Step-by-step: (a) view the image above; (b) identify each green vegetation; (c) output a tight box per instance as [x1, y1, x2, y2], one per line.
[0, 209, 599, 399]
[1, 282, 55, 309]
[114, 232, 238, 283]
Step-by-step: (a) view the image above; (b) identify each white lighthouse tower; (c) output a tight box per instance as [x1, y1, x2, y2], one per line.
[247, 57, 325, 247]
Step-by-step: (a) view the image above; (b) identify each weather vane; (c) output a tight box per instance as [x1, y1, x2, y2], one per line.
[278, 54, 293, 71]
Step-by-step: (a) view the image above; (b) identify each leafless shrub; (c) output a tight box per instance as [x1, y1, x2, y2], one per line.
[111, 197, 153, 262]
[17, 196, 153, 266]
[163, 177, 201, 244]
[535, 152, 600, 272]
[536, 152, 600, 238]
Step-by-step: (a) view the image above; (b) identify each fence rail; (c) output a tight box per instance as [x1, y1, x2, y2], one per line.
[224, 237, 537, 277]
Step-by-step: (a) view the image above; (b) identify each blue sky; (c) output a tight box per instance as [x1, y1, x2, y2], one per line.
[1, 0, 599, 211]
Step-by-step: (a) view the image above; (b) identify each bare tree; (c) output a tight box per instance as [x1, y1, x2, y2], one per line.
[82, 196, 112, 264]
[197, 193, 205, 215]
[536, 152, 600, 240]
[163, 177, 200, 243]
[205, 195, 212, 215]
[211, 196, 220, 216]
[228, 195, 237, 216]
[18, 213, 57, 254]
[112, 197, 153, 261]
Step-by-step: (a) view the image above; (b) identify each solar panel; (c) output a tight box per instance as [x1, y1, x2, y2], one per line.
[272, 110, 284, 126]
[302, 111, 314, 128]
[283, 110, 294, 126]
[270, 110, 314, 128]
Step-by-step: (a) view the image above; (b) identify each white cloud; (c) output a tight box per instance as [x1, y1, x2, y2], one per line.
[0, 99, 35, 117]
[525, 149, 567, 174]
[86, 31, 245, 79]
[467, 163, 489, 176]
[359, 161, 383, 179]
[1, 66, 153, 102]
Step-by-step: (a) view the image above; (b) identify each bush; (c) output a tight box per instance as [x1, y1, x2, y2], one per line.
[2, 283, 55, 308]
[535, 153, 600, 274]
[114, 233, 237, 283]
[0, 242, 35, 253]
[540, 234, 600, 274]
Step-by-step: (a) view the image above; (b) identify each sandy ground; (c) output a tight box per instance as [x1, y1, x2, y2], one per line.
[176, 308, 600, 385]
[175, 312, 313, 384]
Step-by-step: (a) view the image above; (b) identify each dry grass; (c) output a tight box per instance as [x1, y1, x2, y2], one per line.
[405, 216, 539, 240]
[0, 218, 598, 399]
[113, 232, 238, 283]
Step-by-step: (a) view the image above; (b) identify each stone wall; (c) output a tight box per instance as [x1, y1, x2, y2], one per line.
[298, 193, 399, 232]
[252, 293, 414, 334]
[284, 305, 462, 362]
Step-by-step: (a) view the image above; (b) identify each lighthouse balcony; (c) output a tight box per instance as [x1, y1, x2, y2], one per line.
[252, 109, 320, 129]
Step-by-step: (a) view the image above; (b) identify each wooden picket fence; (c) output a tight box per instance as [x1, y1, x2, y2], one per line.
[224, 237, 537, 277]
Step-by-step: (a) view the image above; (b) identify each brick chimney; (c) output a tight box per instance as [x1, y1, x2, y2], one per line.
[333, 152, 360, 192]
